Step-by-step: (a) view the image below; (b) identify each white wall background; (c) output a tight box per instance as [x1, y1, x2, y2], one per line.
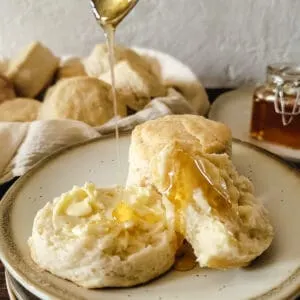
[0, 0, 299, 87]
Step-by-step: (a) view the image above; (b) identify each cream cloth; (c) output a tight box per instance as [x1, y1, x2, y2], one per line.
[0, 88, 208, 184]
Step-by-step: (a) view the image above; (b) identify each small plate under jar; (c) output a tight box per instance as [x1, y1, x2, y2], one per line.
[209, 86, 300, 163]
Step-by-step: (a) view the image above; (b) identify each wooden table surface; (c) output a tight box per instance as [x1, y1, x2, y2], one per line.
[0, 88, 299, 299]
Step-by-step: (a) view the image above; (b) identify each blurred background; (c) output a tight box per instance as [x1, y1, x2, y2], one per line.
[0, 0, 300, 87]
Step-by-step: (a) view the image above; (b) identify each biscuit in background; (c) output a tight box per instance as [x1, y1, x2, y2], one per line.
[0, 98, 41, 122]
[100, 60, 166, 111]
[84, 44, 151, 78]
[6, 41, 59, 98]
[0, 58, 9, 75]
[0, 75, 16, 104]
[56, 57, 87, 81]
[39, 77, 127, 126]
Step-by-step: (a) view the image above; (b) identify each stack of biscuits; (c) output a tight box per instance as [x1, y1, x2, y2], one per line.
[0, 41, 171, 125]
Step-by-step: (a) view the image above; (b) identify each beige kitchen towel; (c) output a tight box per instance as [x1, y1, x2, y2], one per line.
[0, 88, 201, 184]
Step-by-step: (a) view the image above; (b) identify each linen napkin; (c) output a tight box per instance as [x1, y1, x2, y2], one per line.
[0, 88, 207, 184]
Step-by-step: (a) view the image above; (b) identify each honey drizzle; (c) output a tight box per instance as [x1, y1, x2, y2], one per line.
[165, 149, 232, 236]
[90, 0, 138, 180]
[163, 149, 235, 272]
[103, 25, 122, 173]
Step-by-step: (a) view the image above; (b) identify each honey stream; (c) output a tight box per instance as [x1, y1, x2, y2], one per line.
[90, 1, 206, 273]
[104, 25, 121, 172]
[90, 0, 138, 179]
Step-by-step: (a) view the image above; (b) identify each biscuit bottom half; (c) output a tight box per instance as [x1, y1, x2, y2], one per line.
[28, 183, 177, 288]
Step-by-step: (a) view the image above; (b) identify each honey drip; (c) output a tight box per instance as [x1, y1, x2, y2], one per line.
[174, 240, 197, 272]
[104, 25, 122, 172]
[163, 149, 234, 272]
[165, 149, 232, 236]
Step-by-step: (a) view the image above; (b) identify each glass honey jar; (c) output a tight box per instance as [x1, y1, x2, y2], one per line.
[250, 63, 300, 149]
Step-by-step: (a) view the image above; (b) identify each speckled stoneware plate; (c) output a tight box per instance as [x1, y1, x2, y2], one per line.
[5, 270, 37, 300]
[0, 135, 300, 300]
[5, 270, 17, 300]
[208, 86, 300, 163]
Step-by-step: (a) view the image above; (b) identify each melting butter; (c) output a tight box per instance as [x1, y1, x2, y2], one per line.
[65, 199, 92, 217]
[52, 183, 164, 239]
[53, 183, 100, 217]
[112, 201, 162, 224]
[113, 202, 136, 223]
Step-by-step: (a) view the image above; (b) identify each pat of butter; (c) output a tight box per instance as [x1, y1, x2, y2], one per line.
[65, 199, 92, 217]
[53, 183, 100, 217]
[142, 213, 161, 224]
[113, 202, 136, 222]
[113, 201, 162, 224]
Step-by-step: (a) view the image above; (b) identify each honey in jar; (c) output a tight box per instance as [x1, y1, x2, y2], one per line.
[250, 63, 300, 149]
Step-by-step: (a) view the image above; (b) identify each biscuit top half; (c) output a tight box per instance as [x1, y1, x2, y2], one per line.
[130, 115, 232, 162]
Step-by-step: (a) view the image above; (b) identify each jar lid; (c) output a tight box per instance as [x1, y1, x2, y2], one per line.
[266, 63, 300, 126]
[267, 63, 300, 85]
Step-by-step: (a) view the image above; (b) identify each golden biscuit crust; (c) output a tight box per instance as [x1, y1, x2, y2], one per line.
[7, 42, 59, 97]
[56, 57, 87, 80]
[0, 75, 16, 104]
[39, 77, 126, 126]
[131, 114, 232, 161]
[0, 98, 41, 122]
[84, 44, 148, 78]
[100, 60, 166, 111]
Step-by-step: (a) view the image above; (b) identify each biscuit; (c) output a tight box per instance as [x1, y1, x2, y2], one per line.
[6, 42, 59, 97]
[39, 77, 126, 126]
[28, 183, 177, 288]
[100, 60, 166, 111]
[127, 115, 273, 268]
[150, 144, 274, 268]
[0, 75, 16, 104]
[0, 98, 41, 122]
[57, 57, 87, 80]
[84, 44, 146, 78]
[127, 115, 232, 186]
[0, 58, 9, 75]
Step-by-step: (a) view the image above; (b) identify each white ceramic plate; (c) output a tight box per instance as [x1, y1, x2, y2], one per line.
[208, 86, 300, 162]
[0, 135, 300, 300]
